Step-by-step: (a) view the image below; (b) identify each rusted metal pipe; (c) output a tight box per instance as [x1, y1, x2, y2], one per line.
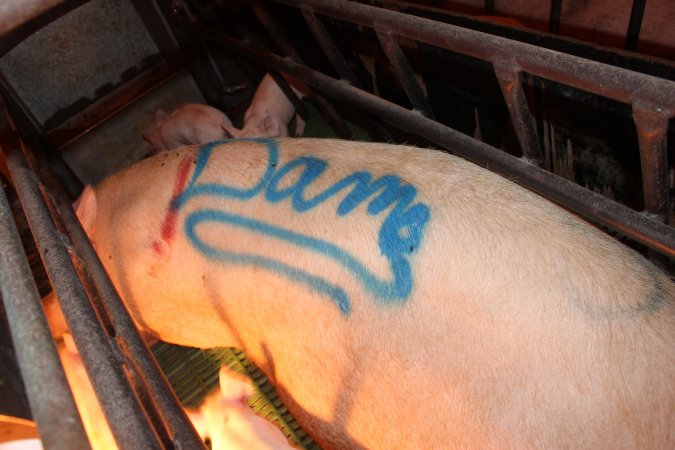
[300, 6, 360, 86]
[2, 112, 164, 450]
[28, 142, 208, 450]
[625, 0, 646, 51]
[493, 60, 542, 164]
[277, 0, 675, 115]
[0, 129, 90, 450]
[375, 28, 435, 119]
[549, 0, 563, 34]
[633, 104, 669, 223]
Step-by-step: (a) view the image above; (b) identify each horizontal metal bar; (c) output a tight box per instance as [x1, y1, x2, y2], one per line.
[48, 61, 181, 150]
[1, 116, 164, 449]
[173, 19, 675, 257]
[287, 0, 675, 116]
[368, 0, 675, 81]
[0, 115, 90, 450]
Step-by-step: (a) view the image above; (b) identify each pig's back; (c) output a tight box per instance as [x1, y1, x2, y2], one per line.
[92, 139, 674, 449]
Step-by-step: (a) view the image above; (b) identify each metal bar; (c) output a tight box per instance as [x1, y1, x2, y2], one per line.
[268, 71, 309, 121]
[29, 143, 208, 450]
[625, 0, 646, 51]
[633, 104, 669, 223]
[250, 0, 305, 62]
[367, 0, 675, 82]
[375, 28, 435, 119]
[484, 0, 494, 15]
[175, 19, 675, 257]
[549, 0, 562, 34]
[270, 0, 675, 116]
[307, 95, 354, 138]
[129, 0, 183, 66]
[2, 117, 164, 450]
[300, 6, 360, 86]
[48, 61, 181, 150]
[493, 61, 542, 164]
[0, 125, 90, 450]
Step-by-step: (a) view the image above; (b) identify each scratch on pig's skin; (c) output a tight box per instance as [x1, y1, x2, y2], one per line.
[152, 155, 194, 256]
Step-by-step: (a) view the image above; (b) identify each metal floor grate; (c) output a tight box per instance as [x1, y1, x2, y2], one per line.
[152, 342, 321, 449]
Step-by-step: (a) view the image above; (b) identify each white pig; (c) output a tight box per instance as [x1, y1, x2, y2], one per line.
[143, 103, 234, 153]
[74, 138, 674, 449]
[187, 366, 294, 450]
[224, 74, 306, 139]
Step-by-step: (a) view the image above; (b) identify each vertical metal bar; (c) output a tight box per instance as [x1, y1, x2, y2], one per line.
[625, 0, 646, 51]
[128, 0, 183, 66]
[549, 0, 563, 34]
[28, 143, 208, 450]
[0, 159, 90, 450]
[130, 0, 225, 107]
[484, 0, 494, 15]
[375, 29, 435, 119]
[250, 0, 305, 62]
[2, 120, 164, 450]
[633, 104, 669, 223]
[493, 61, 542, 164]
[300, 6, 360, 86]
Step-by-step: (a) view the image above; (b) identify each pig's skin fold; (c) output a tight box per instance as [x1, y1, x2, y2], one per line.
[72, 138, 673, 449]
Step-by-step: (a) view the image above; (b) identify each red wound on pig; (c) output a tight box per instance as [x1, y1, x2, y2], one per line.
[153, 155, 193, 255]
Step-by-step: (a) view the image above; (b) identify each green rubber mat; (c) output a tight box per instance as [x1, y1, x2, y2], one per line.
[152, 342, 320, 449]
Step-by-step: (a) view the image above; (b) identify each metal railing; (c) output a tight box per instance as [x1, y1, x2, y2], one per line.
[172, 0, 675, 258]
[0, 101, 207, 449]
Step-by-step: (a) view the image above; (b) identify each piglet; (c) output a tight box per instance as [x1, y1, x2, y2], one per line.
[143, 103, 234, 153]
[187, 366, 294, 450]
[225, 74, 306, 139]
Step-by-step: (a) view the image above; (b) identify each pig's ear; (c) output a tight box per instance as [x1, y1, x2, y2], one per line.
[73, 185, 97, 236]
[261, 116, 284, 138]
[218, 365, 255, 404]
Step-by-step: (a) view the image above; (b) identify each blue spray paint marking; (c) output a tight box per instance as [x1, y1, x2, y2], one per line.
[176, 138, 430, 314]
